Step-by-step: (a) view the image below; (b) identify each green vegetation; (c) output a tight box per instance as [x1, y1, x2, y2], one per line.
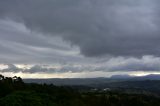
[0, 74, 160, 106]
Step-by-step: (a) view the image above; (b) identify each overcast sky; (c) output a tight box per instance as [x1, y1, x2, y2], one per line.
[0, 0, 160, 78]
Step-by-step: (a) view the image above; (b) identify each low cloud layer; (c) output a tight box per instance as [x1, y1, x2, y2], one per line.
[96, 56, 160, 72]
[1, 56, 160, 75]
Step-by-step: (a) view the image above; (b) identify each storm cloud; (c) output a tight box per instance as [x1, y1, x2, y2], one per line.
[0, 0, 160, 57]
[1, 0, 160, 77]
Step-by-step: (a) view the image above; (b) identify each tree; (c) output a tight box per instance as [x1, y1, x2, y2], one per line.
[0, 74, 4, 81]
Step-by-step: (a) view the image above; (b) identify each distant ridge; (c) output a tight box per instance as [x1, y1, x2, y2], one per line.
[24, 74, 160, 86]
[110, 74, 160, 80]
[110, 74, 132, 79]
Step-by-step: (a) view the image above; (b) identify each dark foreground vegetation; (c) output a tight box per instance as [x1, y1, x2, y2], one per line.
[1, 75, 160, 106]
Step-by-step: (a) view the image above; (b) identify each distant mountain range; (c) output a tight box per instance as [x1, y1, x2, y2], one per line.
[24, 74, 160, 86]
[23, 74, 160, 94]
[111, 74, 160, 80]
[110, 74, 132, 79]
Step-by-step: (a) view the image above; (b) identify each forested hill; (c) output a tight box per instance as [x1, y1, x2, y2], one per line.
[24, 77, 160, 94]
[1, 74, 160, 106]
[24, 74, 160, 86]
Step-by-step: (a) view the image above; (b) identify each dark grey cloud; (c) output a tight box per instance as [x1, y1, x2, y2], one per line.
[1, 0, 160, 76]
[0, 64, 56, 73]
[0, 0, 160, 57]
[24, 65, 56, 73]
[0, 64, 92, 73]
[95, 56, 160, 72]
[1, 64, 20, 73]
[0, 19, 81, 64]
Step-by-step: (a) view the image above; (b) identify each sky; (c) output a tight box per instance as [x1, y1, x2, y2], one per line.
[0, 0, 160, 78]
